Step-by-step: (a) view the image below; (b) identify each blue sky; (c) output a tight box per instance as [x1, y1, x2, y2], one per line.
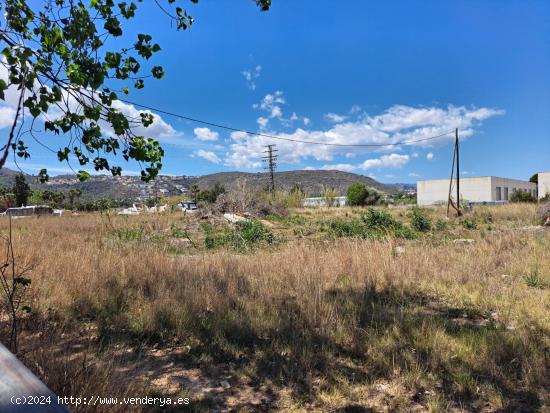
[3, 0, 550, 183]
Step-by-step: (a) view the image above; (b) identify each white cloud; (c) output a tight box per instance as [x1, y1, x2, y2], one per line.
[303, 117, 310, 126]
[193, 149, 221, 164]
[257, 117, 269, 129]
[0, 106, 16, 129]
[109, 100, 181, 141]
[254, 91, 286, 119]
[271, 106, 283, 118]
[345, 152, 356, 158]
[320, 163, 356, 173]
[359, 153, 410, 170]
[194, 127, 219, 141]
[230, 131, 249, 141]
[241, 65, 262, 90]
[408, 172, 420, 177]
[324, 112, 347, 123]
[384, 174, 395, 178]
[411, 152, 419, 158]
[224, 104, 502, 170]
[426, 152, 434, 160]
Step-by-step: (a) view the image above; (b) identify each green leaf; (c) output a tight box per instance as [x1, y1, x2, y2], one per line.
[38, 169, 49, 183]
[0, 79, 7, 100]
[77, 170, 90, 182]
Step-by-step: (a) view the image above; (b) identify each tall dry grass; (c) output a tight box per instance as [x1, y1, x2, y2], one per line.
[0, 204, 548, 411]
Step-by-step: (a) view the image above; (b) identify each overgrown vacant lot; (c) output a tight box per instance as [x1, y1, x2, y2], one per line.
[1, 204, 549, 412]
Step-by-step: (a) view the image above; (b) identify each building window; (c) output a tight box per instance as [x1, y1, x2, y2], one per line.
[496, 187, 501, 201]
[503, 187, 509, 200]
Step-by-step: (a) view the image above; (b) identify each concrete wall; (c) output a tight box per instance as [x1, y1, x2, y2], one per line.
[417, 177, 491, 205]
[538, 172, 550, 199]
[417, 176, 537, 205]
[303, 196, 347, 207]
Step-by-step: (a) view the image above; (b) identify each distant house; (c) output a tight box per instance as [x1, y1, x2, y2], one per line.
[417, 175, 543, 206]
[3, 205, 54, 217]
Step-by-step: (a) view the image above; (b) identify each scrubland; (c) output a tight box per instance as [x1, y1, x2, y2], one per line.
[0, 203, 548, 412]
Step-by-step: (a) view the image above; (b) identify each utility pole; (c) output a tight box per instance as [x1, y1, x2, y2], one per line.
[455, 127, 460, 211]
[446, 128, 462, 217]
[262, 144, 278, 193]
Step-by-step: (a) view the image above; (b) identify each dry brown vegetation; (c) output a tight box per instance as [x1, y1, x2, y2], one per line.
[1, 203, 549, 412]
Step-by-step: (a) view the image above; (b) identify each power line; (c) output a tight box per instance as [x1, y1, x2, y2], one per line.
[119, 98, 456, 147]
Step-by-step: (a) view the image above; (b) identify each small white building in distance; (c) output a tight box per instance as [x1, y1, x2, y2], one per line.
[417, 175, 541, 206]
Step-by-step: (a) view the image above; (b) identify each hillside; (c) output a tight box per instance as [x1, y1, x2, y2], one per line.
[0, 168, 413, 200]
[197, 170, 394, 196]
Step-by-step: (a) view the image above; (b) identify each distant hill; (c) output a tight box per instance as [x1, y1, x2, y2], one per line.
[197, 170, 394, 196]
[0, 168, 414, 200]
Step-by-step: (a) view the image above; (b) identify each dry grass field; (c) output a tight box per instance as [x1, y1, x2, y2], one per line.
[0, 203, 549, 412]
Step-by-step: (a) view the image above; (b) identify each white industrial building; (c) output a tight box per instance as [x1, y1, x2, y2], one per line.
[538, 172, 550, 199]
[416, 174, 547, 206]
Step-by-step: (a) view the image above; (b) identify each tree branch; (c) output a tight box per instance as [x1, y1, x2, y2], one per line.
[0, 86, 25, 170]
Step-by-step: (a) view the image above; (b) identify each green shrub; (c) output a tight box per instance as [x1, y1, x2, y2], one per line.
[408, 207, 432, 232]
[510, 190, 537, 203]
[393, 225, 417, 240]
[479, 211, 493, 224]
[205, 220, 275, 251]
[113, 226, 146, 241]
[329, 220, 370, 238]
[329, 208, 416, 239]
[524, 272, 542, 288]
[435, 219, 449, 231]
[461, 218, 477, 230]
[361, 208, 399, 230]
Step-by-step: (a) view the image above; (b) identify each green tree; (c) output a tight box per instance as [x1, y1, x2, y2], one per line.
[197, 189, 211, 203]
[67, 188, 82, 208]
[13, 173, 31, 206]
[0, 1, 271, 182]
[530, 173, 538, 184]
[190, 184, 200, 202]
[42, 190, 65, 208]
[347, 182, 367, 206]
[346, 182, 381, 206]
[208, 182, 226, 203]
[0, 186, 15, 209]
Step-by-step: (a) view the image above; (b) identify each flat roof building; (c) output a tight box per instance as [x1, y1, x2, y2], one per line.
[417, 176, 539, 206]
[538, 172, 550, 199]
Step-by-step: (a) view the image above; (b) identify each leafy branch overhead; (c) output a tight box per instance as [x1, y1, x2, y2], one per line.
[0, 0, 271, 182]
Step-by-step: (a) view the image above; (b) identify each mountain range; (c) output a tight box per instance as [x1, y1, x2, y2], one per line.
[0, 168, 415, 201]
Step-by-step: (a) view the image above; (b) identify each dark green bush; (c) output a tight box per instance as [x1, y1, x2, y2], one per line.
[361, 208, 399, 230]
[461, 218, 477, 230]
[408, 207, 432, 232]
[329, 208, 417, 239]
[329, 220, 370, 238]
[346, 183, 381, 206]
[205, 219, 275, 251]
[510, 190, 537, 203]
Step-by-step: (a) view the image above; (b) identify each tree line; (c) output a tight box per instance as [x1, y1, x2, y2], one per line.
[0, 173, 134, 211]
